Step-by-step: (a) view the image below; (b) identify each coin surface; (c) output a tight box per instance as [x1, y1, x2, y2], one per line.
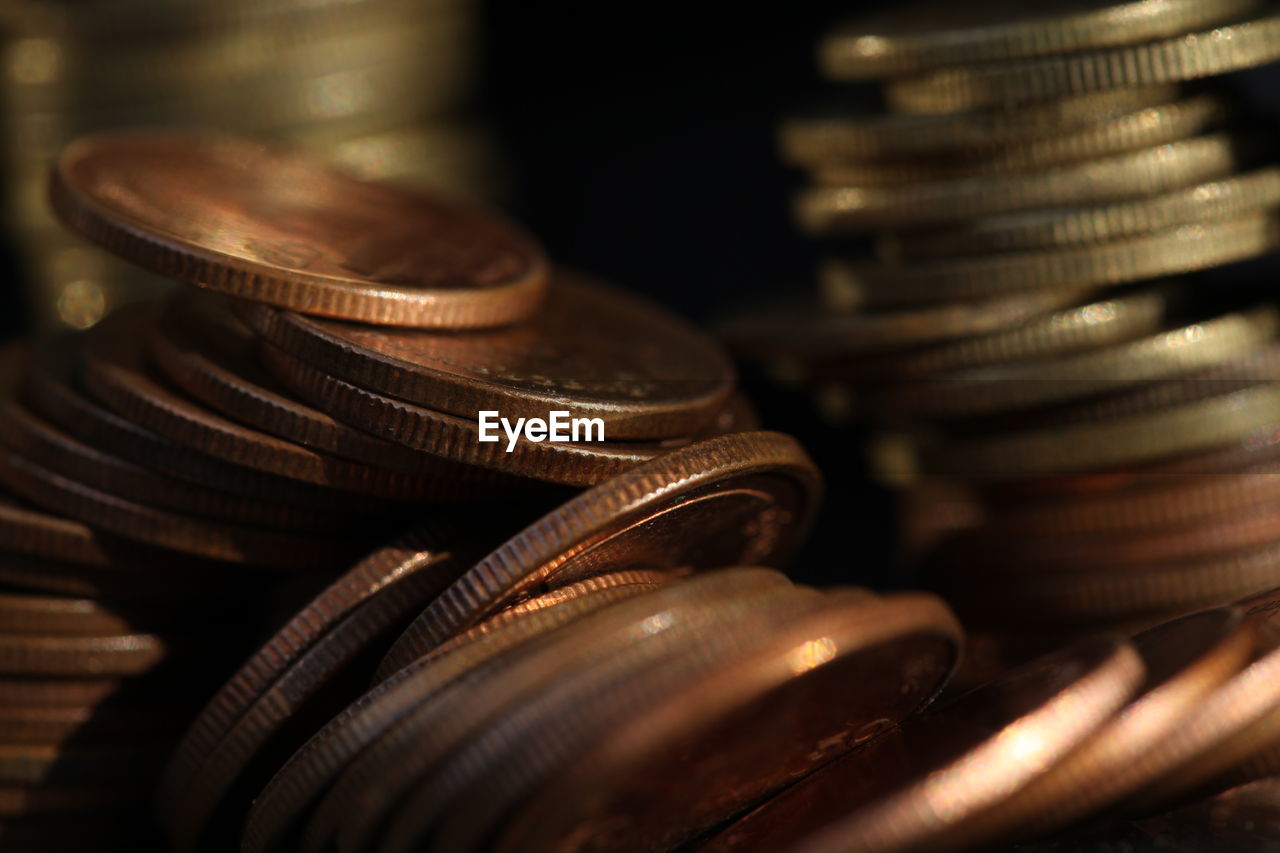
[698, 637, 1143, 853]
[237, 270, 736, 441]
[819, 0, 1261, 78]
[49, 131, 546, 327]
[373, 431, 821, 677]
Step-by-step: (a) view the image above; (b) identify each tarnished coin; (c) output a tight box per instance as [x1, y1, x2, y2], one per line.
[818, 0, 1260, 78]
[158, 520, 483, 853]
[698, 637, 1142, 853]
[0, 632, 167, 677]
[483, 593, 962, 853]
[373, 431, 820, 677]
[885, 11, 1280, 112]
[0, 591, 147, 637]
[49, 131, 548, 328]
[237, 270, 736, 441]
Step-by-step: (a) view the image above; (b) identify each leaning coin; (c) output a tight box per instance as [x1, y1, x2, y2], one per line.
[49, 131, 548, 328]
[373, 431, 820, 677]
[697, 637, 1143, 853]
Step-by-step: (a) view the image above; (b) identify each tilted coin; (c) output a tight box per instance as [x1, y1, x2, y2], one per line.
[779, 86, 1180, 162]
[824, 215, 1280, 308]
[484, 593, 962, 853]
[818, 0, 1261, 78]
[237, 270, 736, 441]
[798, 133, 1243, 232]
[373, 431, 820, 677]
[885, 11, 1280, 112]
[697, 637, 1142, 853]
[884, 167, 1280, 258]
[49, 131, 547, 328]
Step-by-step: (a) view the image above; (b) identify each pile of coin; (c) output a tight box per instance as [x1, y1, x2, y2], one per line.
[2, 0, 495, 330]
[0, 129, 756, 850]
[726, 0, 1280, 675]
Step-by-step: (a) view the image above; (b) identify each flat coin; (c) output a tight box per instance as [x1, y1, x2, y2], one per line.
[373, 431, 820, 677]
[158, 520, 481, 852]
[824, 214, 1280, 308]
[885, 11, 1280, 112]
[779, 86, 1181, 161]
[237, 270, 736, 440]
[797, 133, 1242, 232]
[257, 342, 671, 485]
[485, 593, 963, 853]
[807, 95, 1228, 184]
[0, 592, 145, 636]
[885, 167, 1280, 258]
[49, 131, 548, 328]
[84, 305, 450, 501]
[0, 678, 123, 709]
[151, 291, 513, 489]
[0, 632, 166, 677]
[240, 565, 709, 853]
[0, 704, 184, 745]
[818, 0, 1261, 78]
[0, 440, 361, 568]
[685, 636, 1143, 853]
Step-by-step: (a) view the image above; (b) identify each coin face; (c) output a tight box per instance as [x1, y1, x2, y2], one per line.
[239, 270, 737, 440]
[50, 131, 548, 327]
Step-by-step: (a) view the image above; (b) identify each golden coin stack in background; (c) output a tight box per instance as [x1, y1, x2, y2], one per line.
[725, 0, 1280, 680]
[0, 0, 497, 331]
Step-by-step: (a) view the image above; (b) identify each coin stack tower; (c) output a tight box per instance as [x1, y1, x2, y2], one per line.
[727, 1, 1280, 678]
[1, 0, 496, 331]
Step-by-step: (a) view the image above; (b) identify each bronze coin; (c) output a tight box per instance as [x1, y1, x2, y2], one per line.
[0, 592, 144, 636]
[373, 431, 821, 678]
[49, 131, 548, 328]
[698, 637, 1143, 853]
[0, 441, 361, 569]
[150, 291, 514, 489]
[237, 270, 736, 440]
[84, 306, 459, 502]
[0, 632, 167, 677]
[487, 592, 962, 853]
[0, 678, 123, 709]
[158, 520, 482, 852]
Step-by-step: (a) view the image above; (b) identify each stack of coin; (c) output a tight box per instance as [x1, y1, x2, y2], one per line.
[2, 0, 496, 331]
[724, 0, 1280, 674]
[0, 129, 752, 850]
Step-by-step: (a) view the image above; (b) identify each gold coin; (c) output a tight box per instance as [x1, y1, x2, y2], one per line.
[886, 11, 1280, 112]
[818, 0, 1262, 79]
[797, 133, 1242, 232]
[885, 167, 1280, 257]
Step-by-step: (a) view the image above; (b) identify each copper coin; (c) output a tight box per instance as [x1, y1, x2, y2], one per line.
[0, 678, 123, 709]
[0, 592, 145, 636]
[698, 636, 1143, 853]
[307, 570, 816, 853]
[485, 593, 962, 853]
[21, 339, 365, 517]
[158, 520, 482, 852]
[237, 270, 736, 440]
[150, 291, 515, 489]
[0, 441, 361, 569]
[373, 431, 820, 678]
[485, 568, 680, 622]
[240, 564, 705, 853]
[0, 704, 184, 746]
[49, 131, 548, 328]
[256, 342, 670, 486]
[85, 305, 460, 502]
[0, 633, 166, 677]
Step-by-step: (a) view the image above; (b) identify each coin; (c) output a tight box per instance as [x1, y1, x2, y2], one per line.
[697, 636, 1142, 853]
[373, 431, 820, 677]
[0, 591, 147, 637]
[484, 593, 962, 853]
[824, 215, 1280, 308]
[818, 0, 1261, 79]
[885, 11, 1280, 111]
[0, 633, 167, 678]
[49, 131, 546, 327]
[236, 270, 737, 441]
[798, 133, 1242, 232]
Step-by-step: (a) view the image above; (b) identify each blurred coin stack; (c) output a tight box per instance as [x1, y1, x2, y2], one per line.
[0, 0, 496, 331]
[0, 129, 757, 850]
[726, 0, 1280, 677]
